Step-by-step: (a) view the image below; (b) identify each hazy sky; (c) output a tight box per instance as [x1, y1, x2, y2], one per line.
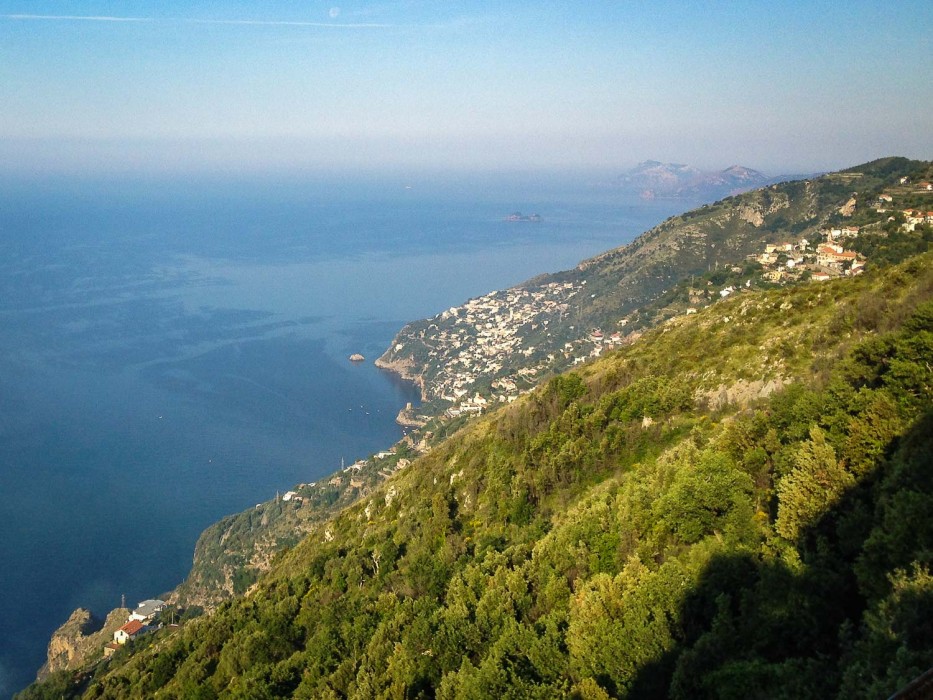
[1, 0, 930, 175]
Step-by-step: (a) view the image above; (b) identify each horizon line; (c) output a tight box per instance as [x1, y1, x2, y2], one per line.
[1, 14, 395, 29]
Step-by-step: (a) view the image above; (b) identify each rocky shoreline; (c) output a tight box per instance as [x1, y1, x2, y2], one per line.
[394, 403, 427, 428]
[374, 353, 428, 401]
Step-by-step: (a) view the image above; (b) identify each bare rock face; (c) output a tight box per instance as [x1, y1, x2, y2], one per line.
[38, 607, 130, 680]
[839, 196, 857, 217]
[738, 205, 765, 227]
[43, 608, 96, 675]
[699, 378, 789, 411]
[374, 354, 428, 399]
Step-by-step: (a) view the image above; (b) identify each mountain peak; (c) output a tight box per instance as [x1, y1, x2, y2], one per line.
[619, 160, 770, 199]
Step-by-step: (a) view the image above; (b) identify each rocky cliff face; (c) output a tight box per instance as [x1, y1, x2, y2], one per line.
[373, 354, 427, 399]
[37, 607, 129, 680]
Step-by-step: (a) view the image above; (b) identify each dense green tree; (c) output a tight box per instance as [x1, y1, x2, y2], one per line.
[775, 426, 853, 542]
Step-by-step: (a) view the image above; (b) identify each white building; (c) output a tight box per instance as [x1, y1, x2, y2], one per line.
[129, 599, 165, 623]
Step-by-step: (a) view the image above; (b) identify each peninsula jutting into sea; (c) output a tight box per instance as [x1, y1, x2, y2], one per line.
[20, 157, 933, 699]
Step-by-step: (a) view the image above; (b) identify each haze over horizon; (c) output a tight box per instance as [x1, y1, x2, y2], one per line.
[1, 0, 931, 177]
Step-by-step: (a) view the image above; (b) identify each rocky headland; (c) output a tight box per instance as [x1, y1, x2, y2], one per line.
[37, 607, 130, 681]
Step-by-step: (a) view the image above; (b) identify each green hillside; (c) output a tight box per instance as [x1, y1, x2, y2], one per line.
[173, 157, 932, 615]
[163, 157, 930, 616]
[23, 249, 933, 699]
[378, 157, 932, 421]
[561, 156, 928, 327]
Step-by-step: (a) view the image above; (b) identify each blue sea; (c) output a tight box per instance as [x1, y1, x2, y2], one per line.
[0, 171, 689, 696]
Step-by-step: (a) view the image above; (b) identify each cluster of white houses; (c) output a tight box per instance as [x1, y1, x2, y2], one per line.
[875, 183, 933, 231]
[402, 282, 585, 415]
[749, 229, 865, 285]
[103, 599, 166, 657]
[742, 184, 932, 288]
[426, 282, 641, 417]
[897, 208, 933, 231]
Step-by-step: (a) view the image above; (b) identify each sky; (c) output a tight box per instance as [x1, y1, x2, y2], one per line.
[0, 0, 930, 176]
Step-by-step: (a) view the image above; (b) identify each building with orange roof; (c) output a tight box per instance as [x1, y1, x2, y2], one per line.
[114, 619, 145, 645]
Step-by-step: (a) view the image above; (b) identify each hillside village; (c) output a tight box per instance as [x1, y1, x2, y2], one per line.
[749, 179, 933, 284]
[279, 171, 933, 511]
[404, 282, 586, 413]
[375, 175, 933, 427]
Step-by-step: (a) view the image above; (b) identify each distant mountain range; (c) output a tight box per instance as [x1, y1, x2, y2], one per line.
[617, 160, 780, 200]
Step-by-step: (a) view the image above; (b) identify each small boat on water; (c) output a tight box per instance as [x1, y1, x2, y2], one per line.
[505, 212, 542, 222]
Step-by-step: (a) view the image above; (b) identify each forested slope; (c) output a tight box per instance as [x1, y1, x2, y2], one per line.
[168, 157, 932, 615]
[25, 251, 933, 699]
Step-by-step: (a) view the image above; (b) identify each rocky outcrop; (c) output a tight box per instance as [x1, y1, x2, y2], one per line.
[737, 204, 766, 227]
[698, 377, 790, 411]
[395, 403, 427, 428]
[38, 607, 130, 680]
[839, 196, 857, 216]
[374, 353, 427, 399]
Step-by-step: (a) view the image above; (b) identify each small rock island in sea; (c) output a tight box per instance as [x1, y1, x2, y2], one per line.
[348, 353, 365, 362]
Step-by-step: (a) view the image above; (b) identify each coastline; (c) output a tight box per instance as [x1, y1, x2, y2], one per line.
[31, 337, 431, 686]
[12, 181, 691, 695]
[374, 352, 430, 427]
[374, 354, 427, 402]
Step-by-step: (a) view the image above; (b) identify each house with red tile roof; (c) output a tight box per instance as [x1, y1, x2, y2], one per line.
[816, 244, 858, 268]
[114, 619, 145, 645]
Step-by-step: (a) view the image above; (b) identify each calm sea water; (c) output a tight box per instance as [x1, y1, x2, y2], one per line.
[0, 172, 688, 696]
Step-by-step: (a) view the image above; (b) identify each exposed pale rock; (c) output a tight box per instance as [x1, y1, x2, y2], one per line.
[699, 377, 790, 410]
[738, 205, 765, 227]
[38, 606, 130, 680]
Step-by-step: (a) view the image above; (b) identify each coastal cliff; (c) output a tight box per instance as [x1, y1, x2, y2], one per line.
[37, 607, 129, 681]
[374, 353, 428, 399]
